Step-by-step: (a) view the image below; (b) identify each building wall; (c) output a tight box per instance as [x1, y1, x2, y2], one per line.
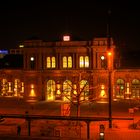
[0, 37, 139, 102]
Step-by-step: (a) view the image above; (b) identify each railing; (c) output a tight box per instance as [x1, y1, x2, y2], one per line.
[0, 114, 133, 140]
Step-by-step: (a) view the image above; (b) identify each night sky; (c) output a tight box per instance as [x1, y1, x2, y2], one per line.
[0, 1, 140, 50]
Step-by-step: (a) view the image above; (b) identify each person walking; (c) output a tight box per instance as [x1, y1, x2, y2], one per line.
[17, 124, 21, 136]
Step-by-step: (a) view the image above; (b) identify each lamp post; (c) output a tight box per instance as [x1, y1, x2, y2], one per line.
[107, 9, 112, 128]
[107, 51, 112, 128]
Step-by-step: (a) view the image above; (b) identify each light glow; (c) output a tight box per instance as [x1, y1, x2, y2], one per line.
[101, 55, 105, 60]
[100, 85, 106, 97]
[30, 57, 34, 61]
[100, 132, 104, 136]
[19, 45, 24, 48]
[29, 84, 36, 97]
[63, 35, 70, 41]
[107, 51, 112, 56]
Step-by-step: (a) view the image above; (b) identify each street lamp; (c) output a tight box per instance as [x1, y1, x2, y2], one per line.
[107, 50, 112, 128]
[107, 9, 113, 128]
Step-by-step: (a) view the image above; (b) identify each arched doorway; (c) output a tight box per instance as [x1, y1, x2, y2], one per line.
[115, 79, 125, 99]
[46, 80, 56, 101]
[131, 79, 140, 99]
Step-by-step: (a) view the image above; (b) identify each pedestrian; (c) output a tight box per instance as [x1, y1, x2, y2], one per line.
[17, 124, 21, 136]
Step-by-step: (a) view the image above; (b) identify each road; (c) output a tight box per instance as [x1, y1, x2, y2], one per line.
[0, 97, 140, 139]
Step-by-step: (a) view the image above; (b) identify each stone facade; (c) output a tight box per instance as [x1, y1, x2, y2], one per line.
[0, 37, 139, 102]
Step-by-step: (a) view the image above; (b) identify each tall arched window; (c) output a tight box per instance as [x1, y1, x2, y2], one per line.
[46, 80, 56, 101]
[63, 56, 67, 68]
[80, 80, 89, 101]
[21, 82, 24, 94]
[52, 57, 56, 68]
[79, 56, 89, 68]
[131, 79, 140, 99]
[63, 80, 72, 101]
[85, 56, 89, 67]
[7, 82, 13, 94]
[14, 79, 20, 96]
[62, 56, 72, 68]
[46, 57, 56, 68]
[47, 57, 51, 68]
[1, 79, 8, 96]
[68, 56, 72, 68]
[115, 79, 125, 99]
[79, 56, 84, 68]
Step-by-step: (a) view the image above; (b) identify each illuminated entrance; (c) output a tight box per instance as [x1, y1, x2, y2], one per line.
[46, 80, 55, 101]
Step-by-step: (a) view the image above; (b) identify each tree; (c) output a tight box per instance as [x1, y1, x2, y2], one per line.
[60, 70, 99, 117]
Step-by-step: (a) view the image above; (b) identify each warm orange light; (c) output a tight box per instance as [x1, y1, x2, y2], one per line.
[107, 51, 112, 56]
[29, 84, 36, 97]
[100, 85, 106, 98]
[31, 84, 34, 89]
[19, 44, 24, 48]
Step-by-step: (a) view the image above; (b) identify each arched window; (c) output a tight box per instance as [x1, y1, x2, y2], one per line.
[21, 82, 24, 93]
[14, 79, 20, 96]
[80, 80, 89, 100]
[62, 56, 72, 68]
[68, 56, 72, 68]
[7, 82, 13, 94]
[52, 57, 56, 68]
[46, 80, 56, 101]
[131, 79, 140, 99]
[85, 56, 89, 67]
[1, 79, 8, 96]
[47, 57, 51, 68]
[79, 56, 89, 68]
[79, 56, 84, 68]
[63, 56, 67, 68]
[115, 79, 125, 99]
[46, 57, 56, 68]
[63, 80, 72, 101]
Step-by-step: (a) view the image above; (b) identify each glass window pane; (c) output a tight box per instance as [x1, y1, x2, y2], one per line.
[80, 56, 84, 68]
[47, 80, 55, 101]
[46, 57, 51, 68]
[52, 57, 56, 68]
[85, 56, 89, 67]
[63, 56, 67, 68]
[68, 56, 72, 68]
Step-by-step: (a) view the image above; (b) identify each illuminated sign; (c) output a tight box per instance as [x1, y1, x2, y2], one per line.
[63, 35, 70, 41]
[0, 50, 8, 54]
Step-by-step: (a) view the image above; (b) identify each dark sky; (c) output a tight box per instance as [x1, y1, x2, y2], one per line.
[0, 1, 140, 50]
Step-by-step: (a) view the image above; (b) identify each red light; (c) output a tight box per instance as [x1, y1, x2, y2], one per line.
[116, 85, 120, 90]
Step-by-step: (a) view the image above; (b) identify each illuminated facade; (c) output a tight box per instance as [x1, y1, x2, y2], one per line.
[0, 37, 140, 102]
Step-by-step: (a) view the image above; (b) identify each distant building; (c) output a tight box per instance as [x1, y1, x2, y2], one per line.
[0, 37, 140, 102]
[0, 50, 8, 58]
